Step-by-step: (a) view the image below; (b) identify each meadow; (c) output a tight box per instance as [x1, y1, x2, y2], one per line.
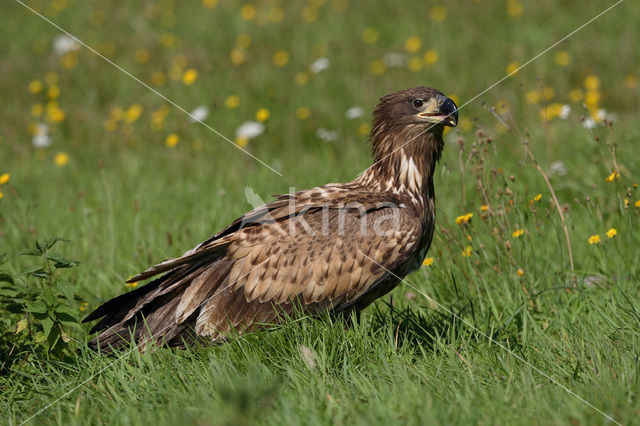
[1, 0, 639, 424]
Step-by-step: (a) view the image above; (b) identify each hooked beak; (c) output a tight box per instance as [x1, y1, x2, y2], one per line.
[418, 95, 458, 127]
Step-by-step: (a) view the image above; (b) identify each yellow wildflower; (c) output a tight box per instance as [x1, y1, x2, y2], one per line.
[160, 33, 176, 48]
[588, 234, 600, 245]
[0, 192, 3, 200]
[256, 108, 270, 122]
[554, 51, 570, 67]
[240, 4, 256, 20]
[165, 133, 179, 147]
[46, 104, 66, 123]
[462, 246, 472, 257]
[606, 228, 617, 238]
[124, 104, 142, 122]
[369, 59, 385, 75]
[63, 54, 77, 69]
[605, 171, 619, 183]
[28, 79, 43, 94]
[295, 72, 309, 86]
[624, 198, 629, 208]
[584, 75, 600, 90]
[54, 152, 69, 166]
[568, 89, 583, 103]
[423, 49, 439, 65]
[125, 281, 139, 288]
[296, 106, 310, 120]
[517, 268, 524, 277]
[534, 193, 542, 202]
[455, 213, 473, 225]
[408, 56, 422, 72]
[635, 199, 640, 208]
[543, 87, 555, 100]
[480, 205, 489, 211]
[459, 117, 472, 131]
[151, 71, 166, 86]
[202, 0, 217, 8]
[225, 95, 240, 109]
[48, 85, 60, 99]
[404, 36, 421, 53]
[151, 105, 169, 130]
[506, 0, 523, 17]
[422, 257, 434, 266]
[134, 48, 150, 64]
[585, 90, 600, 109]
[236, 137, 249, 148]
[506, 62, 519, 75]
[362, 27, 379, 44]
[182, 68, 198, 85]
[0, 173, 10, 185]
[430, 5, 447, 22]
[539, 104, 560, 120]
[526, 90, 541, 104]
[230, 48, 245, 65]
[273, 50, 290, 67]
[512, 229, 525, 238]
[358, 123, 370, 136]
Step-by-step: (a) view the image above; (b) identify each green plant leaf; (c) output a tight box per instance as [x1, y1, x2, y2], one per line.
[56, 283, 76, 301]
[42, 318, 54, 338]
[34, 331, 47, 343]
[22, 265, 47, 278]
[45, 237, 69, 250]
[0, 272, 14, 284]
[48, 255, 78, 269]
[24, 300, 48, 314]
[15, 318, 28, 334]
[0, 286, 18, 297]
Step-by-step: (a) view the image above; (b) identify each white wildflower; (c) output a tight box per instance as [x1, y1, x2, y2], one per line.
[189, 106, 209, 123]
[235, 121, 264, 140]
[53, 34, 80, 55]
[582, 117, 596, 129]
[559, 104, 571, 119]
[549, 161, 568, 177]
[315, 128, 337, 142]
[32, 123, 51, 148]
[345, 106, 364, 120]
[309, 57, 330, 74]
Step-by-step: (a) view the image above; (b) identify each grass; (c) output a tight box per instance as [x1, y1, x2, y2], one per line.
[1, 0, 640, 424]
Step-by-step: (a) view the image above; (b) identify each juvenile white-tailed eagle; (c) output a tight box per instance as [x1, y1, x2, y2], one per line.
[84, 87, 458, 351]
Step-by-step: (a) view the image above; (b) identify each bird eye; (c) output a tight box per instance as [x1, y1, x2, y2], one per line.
[412, 99, 423, 109]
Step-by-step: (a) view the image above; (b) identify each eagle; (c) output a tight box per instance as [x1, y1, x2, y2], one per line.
[84, 87, 458, 352]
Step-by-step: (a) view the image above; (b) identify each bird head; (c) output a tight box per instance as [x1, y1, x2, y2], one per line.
[373, 86, 458, 130]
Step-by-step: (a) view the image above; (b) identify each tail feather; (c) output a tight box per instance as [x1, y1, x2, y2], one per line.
[84, 255, 227, 353]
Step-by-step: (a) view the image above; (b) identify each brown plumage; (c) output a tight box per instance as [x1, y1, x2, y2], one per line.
[84, 86, 458, 352]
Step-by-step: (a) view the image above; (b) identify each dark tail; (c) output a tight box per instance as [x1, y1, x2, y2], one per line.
[83, 264, 206, 353]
